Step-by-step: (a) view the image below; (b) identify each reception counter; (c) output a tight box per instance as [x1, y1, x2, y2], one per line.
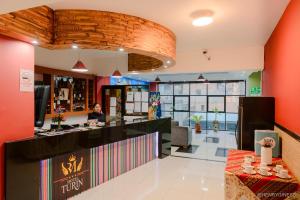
[5, 118, 171, 200]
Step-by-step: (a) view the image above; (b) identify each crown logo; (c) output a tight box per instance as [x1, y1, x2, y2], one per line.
[61, 154, 83, 176]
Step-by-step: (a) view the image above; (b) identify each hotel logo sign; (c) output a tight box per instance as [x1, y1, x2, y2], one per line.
[52, 150, 90, 200]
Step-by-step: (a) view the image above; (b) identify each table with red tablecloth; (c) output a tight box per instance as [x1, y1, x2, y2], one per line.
[225, 150, 300, 200]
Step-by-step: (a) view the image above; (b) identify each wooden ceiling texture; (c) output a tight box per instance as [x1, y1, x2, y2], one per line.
[0, 6, 176, 71]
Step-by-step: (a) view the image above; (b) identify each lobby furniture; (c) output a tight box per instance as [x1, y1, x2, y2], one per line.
[5, 118, 171, 200]
[171, 121, 192, 148]
[225, 150, 300, 200]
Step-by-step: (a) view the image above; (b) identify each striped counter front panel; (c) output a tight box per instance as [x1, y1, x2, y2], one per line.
[40, 132, 158, 200]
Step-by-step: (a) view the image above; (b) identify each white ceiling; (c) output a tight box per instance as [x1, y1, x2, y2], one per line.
[2, 0, 290, 75]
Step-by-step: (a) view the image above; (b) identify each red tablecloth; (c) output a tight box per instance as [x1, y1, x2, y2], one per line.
[225, 150, 300, 200]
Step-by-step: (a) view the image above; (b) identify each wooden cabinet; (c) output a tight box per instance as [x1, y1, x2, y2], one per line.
[35, 66, 96, 118]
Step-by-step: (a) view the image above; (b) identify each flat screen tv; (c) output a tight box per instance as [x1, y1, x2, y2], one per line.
[34, 85, 50, 127]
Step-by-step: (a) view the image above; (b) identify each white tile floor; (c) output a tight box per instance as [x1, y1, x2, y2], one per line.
[71, 156, 225, 200]
[171, 130, 237, 162]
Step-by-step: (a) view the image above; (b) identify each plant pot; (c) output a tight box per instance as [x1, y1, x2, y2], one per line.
[212, 120, 220, 132]
[261, 147, 272, 165]
[195, 123, 202, 133]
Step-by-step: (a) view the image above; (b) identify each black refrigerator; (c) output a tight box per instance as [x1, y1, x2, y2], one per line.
[237, 97, 275, 150]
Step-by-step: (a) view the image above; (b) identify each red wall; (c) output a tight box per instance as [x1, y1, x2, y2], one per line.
[96, 76, 110, 105]
[263, 0, 300, 135]
[0, 35, 34, 199]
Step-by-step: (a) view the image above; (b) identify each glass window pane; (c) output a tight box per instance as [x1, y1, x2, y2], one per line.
[208, 83, 225, 95]
[207, 113, 225, 130]
[174, 96, 189, 111]
[190, 112, 207, 130]
[190, 96, 206, 112]
[208, 96, 224, 112]
[226, 113, 238, 131]
[174, 83, 189, 95]
[161, 96, 173, 111]
[174, 112, 189, 126]
[226, 82, 245, 95]
[226, 96, 239, 113]
[190, 83, 207, 95]
[162, 111, 173, 118]
[158, 84, 173, 95]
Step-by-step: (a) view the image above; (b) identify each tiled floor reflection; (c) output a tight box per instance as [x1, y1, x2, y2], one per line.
[171, 130, 237, 162]
[71, 156, 225, 200]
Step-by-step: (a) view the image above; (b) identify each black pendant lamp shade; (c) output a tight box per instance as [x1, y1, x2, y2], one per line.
[197, 74, 206, 81]
[154, 76, 161, 82]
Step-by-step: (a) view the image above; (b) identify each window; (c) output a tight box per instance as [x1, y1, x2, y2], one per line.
[158, 81, 245, 131]
[208, 83, 225, 95]
[174, 96, 189, 111]
[174, 83, 189, 95]
[208, 96, 225, 112]
[226, 96, 239, 113]
[190, 83, 207, 95]
[159, 84, 173, 95]
[190, 96, 206, 112]
[226, 82, 245, 95]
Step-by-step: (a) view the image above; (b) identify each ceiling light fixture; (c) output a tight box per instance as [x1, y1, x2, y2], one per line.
[164, 65, 168, 69]
[151, 69, 155, 71]
[154, 76, 161, 82]
[197, 74, 206, 82]
[112, 69, 122, 78]
[32, 40, 39, 45]
[191, 10, 214, 27]
[72, 44, 78, 49]
[118, 47, 125, 52]
[166, 60, 171, 64]
[72, 50, 88, 72]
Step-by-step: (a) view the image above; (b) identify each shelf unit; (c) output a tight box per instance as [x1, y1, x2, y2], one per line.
[35, 66, 96, 119]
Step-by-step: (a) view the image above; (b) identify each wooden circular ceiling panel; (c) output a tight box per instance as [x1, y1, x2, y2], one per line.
[0, 6, 176, 72]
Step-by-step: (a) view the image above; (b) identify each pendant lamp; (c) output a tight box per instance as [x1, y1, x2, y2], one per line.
[197, 74, 206, 81]
[154, 76, 161, 82]
[72, 50, 88, 72]
[112, 69, 122, 78]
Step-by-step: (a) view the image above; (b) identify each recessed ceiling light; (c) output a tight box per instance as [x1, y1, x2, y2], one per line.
[32, 40, 39, 45]
[72, 44, 78, 49]
[151, 69, 155, 71]
[164, 65, 168, 69]
[191, 10, 214, 27]
[118, 47, 125, 52]
[166, 60, 171, 64]
[192, 17, 213, 27]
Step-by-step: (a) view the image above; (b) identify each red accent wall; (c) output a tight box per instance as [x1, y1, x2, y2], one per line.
[0, 35, 34, 199]
[149, 82, 158, 92]
[263, 0, 300, 135]
[96, 76, 110, 105]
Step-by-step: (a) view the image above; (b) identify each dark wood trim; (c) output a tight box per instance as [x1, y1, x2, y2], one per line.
[35, 65, 96, 80]
[275, 122, 300, 142]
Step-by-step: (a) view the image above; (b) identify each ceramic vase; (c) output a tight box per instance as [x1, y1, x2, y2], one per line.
[261, 147, 272, 165]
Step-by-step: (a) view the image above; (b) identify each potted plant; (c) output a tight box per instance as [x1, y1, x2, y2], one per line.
[212, 107, 220, 132]
[190, 115, 203, 133]
[51, 106, 66, 131]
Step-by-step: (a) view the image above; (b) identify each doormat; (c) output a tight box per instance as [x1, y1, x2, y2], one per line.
[215, 147, 229, 157]
[175, 145, 199, 153]
[205, 137, 219, 143]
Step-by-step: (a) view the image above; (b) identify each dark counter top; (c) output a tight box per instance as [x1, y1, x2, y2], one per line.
[5, 118, 171, 161]
[5, 118, 171, 200]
